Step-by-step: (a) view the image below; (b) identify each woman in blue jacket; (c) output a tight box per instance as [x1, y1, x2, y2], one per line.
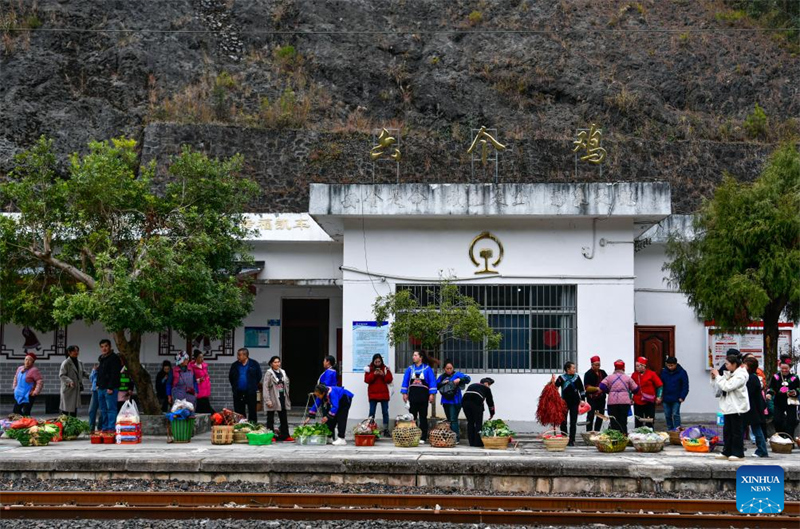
[318, 355, 338, 387]
[401, 351, 437, 443]
[436, 360, 471, 442]
[306, 383, 354, 446]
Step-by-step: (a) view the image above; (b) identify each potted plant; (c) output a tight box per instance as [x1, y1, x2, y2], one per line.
[353, 419, 380, 446]
[479, 419, 515, 450]
[293, 423, 331, 445]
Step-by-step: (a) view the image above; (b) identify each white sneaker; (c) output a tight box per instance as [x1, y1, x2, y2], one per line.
[418, 440, 425, 444]
[332, 438, 347, 446]
[715, 454, 728, 460]
[727, 456, 743, 461]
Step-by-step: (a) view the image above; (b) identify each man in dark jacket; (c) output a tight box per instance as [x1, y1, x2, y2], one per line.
[660, 356, 689, 431]
[96, 339, 122, 432]
[229, 347, 262, 422]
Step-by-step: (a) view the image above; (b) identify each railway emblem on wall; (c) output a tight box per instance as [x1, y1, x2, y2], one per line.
[469, 231, 504, 275]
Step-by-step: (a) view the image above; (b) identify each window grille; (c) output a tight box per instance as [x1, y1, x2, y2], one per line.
[394, 284, 577, 374]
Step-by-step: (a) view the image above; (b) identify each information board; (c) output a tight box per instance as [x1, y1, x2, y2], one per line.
[706, 327, 792, 369]
[352, 321, 389, 371]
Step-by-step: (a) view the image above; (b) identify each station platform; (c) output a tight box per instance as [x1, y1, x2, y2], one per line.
[1, 433, 797, 495]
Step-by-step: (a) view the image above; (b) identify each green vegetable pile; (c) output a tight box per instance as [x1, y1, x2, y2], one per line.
[596, 428, 628, 443]
[479, 419, 515, 438]
[293, 423, 332, 438]
[6, 423, 59, 446]
[58, 415, 91, 439]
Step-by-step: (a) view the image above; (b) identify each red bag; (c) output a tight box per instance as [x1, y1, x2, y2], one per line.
[578, 401, 591, 415]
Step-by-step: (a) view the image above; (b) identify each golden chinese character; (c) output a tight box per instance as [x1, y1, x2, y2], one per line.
[294, 219, 310, 230]
[258, 218, 273, 230]
[573, 124, 607, 164]
[243, 218, 256, 230]
[370, 128, 401, 162]
[467, 126, 506, 166]
[276, 218, 291, 230]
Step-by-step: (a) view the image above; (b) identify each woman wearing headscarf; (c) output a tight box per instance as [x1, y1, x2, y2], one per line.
[264, 355, 292, 441]
[364, 353, 393, 436]
[553, 361, 586, 446]
[631, 356, 663, 428]
[767, 358, 799, 437]
[599, 360, 639, 434]
[583, 355, 607, 432]
[190, 350, 214, 414]
[12, 352, 43, 416]
[168, 351, 197, 409]
[59, 345, 86, 417]
[711, 352, 750, 461]
[401, 350, 437, 443]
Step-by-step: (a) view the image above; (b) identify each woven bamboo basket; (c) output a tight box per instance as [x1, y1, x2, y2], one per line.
[211, 425, 234, 445]
[392, 421, 422, 447]
[542, 429, 570, 452]
[595, 437, 628, 453]
[481, 436, 511, 450]
[233, 430, 249, 444]
[769, 432, 794, 454]
[429, 422, 457, 448]
[632, 439, 665, 453]
[668, 428, 685, 445]
[581, 431, 599, 446]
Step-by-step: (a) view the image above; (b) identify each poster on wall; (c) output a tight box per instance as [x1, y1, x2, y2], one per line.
[244, 327, 271, 348]
[352, 321, 389, 371]
[706, 325, 793, 369]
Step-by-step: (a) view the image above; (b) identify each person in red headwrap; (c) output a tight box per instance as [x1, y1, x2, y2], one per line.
[631, 357, 663, 428]
[583, 356, 608, 432]
[767, 358, 799, 437]
[599, 360, 639, 434]
[12, 352, 43, 416]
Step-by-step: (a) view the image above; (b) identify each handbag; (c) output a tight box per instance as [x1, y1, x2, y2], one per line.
[439, 380, 457, 400]
[578, 401, 591, 415]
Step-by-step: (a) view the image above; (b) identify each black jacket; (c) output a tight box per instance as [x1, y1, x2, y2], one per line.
[462, 383, 495, 414]
[584, 368, 608, 400]
[744, 373, 767, 425]
[228, 359, 262, 394]
[96, 352, 122, 390]
[555, 374, 586, 405]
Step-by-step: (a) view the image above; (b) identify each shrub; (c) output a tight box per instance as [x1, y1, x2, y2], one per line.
[743, 103, 768, 140]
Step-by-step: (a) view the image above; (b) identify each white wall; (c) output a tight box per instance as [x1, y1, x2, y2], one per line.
[339, 217, 637, 429]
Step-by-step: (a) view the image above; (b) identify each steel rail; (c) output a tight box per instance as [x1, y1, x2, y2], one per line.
[2, 492, 798, 527]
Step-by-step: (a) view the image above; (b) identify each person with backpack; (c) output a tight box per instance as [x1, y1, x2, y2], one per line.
[462, 378, 496, 447]
[401, 350, 437, 443]
[436, 360, 471, 443]
[553, 361, 586, 446]
[598, 360, 639, 434]
[364, 353, 393, 437]
[660, 356, 689, 431]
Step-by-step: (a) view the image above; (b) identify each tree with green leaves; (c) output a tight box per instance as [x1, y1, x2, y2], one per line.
[665, 143, 800, 379]
[0, 136, 258, 414]
[373, 280, 501, 415]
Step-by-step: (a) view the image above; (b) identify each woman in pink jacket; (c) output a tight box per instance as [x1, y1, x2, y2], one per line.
[190, 350, 215, 414]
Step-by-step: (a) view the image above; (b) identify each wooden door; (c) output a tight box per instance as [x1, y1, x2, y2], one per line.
[634, 326, 675, 375]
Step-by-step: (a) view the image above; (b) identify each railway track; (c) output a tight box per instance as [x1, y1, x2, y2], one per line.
[2, 491, 798, 527]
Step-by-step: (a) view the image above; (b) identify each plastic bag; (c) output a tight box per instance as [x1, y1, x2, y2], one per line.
[117, 399, 140, 424]
[171, 399, 195, 413]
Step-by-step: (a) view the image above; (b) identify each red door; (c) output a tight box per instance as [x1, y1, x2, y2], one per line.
[634, 326, 675, 375]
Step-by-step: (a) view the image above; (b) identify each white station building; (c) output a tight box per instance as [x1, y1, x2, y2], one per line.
[1, 183, 796, 430]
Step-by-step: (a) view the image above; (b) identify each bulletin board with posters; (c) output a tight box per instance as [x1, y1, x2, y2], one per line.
[706, 324, 793, 370]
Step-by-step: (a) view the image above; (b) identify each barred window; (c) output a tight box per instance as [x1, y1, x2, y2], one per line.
[394, 284, 577, 374]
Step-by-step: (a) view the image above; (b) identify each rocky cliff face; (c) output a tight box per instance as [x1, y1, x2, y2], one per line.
[2, 0, 798, 213]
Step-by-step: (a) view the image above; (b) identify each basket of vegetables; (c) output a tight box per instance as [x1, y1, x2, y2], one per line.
[629, 427, 667, 453]
[542, 429, 569, 451]
[5, 418, 59, 447]
[293, 423, 331, 445]
[594, 429, 629, 453]
[233, 422, 258, 443]
[353, 419, 380, 446]
[480, 419, 515, 450]
[58, 415, 91, 440]
[680, 425, 719, 453]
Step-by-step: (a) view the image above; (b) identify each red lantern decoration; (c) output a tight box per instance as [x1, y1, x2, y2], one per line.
[543, 329, 560, 348]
